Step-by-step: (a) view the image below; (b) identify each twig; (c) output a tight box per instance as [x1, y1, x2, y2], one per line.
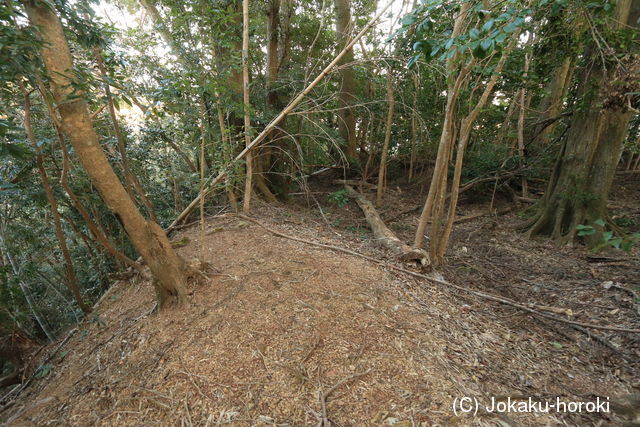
[317, 370, 370, 426]
[226, 214, 640, 334]
[568, 324, 631, 361]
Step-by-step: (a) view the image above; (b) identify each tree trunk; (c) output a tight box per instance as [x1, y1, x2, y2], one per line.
[334, 0, 358, 161]
[435, 43, 515, 263]
[408, 72, 419, 181]
[413, 3, 472, 250]
[376, 68, 395, 207]
[37, 80, 142, 271]
[527, 0, 640, 244]
[517, 53, 530, 197]
[22, 86, 92, 315]
[530, 57, 573, 145]
[23, 0, 188, 308]
[241, 0, 253, 214]
[94, 49, 158, 223]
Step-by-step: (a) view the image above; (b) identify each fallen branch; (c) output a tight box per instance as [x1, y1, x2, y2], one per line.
[226, 214, 640, 334]
[344, 185, 428, 265]
[452, 206, 513, 224]
[166, 0, 395, 232]
[332, 179, 376, 189]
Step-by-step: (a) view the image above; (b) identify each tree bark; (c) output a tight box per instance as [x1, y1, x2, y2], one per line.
[37, 80, 142, 271]
[22, 86, 92, 315]
[376, 68, 395, 207]
[435, 43, 515, 263]
[94, 49, 158, 223]
[334, 0, 358, 161]
[527, 0, 640, 244]
[413, 3, 471, 250]
[23, 0, 188, 308]
[530, 57, 573, 145]
[241, 0, 253, 214]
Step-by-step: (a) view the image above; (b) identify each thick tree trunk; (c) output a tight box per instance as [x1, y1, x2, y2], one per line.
[345, 186, 428, 264]
[527, 0, 640, 244]
[37, 57, 143, 272]
[23, 0, 188, 308]
[334, 0, 358, 161]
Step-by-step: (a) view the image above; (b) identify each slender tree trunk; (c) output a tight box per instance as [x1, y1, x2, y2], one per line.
[527, 0, 640, 244]
[199, 102, 207, 261]
[408, 72, 419, 181]
[21, 86, 92, 314]
[23, 0, 188, 308]
[496, 98, 517, 146]
[334, 0, 358, 161]
[216, 105, 239, 211]
[413, 3, 472, 250]
[415, 8, 520, 266]
[517, 53, 530, 197]
[531, 57, 573, 145]
[241, 0, 253, 214]
[436, 45, 515, 262]
[94, 49, 158, 223]
[376, 69, 395, 207]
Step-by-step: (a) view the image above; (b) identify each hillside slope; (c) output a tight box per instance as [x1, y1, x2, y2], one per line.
[2, 209, 638, 426]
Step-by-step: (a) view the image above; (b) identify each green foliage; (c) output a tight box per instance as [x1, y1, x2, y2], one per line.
[34, 363, 52, 379]
[576, 219, 640, 252]
[328, 189, 350, 208]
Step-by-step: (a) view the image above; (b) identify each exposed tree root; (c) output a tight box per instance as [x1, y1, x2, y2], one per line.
[228, 214, 640, 334]
[344, 185, 429, 265]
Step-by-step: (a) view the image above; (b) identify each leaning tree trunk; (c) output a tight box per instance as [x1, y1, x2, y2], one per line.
[22, 87, 92, 314]
[530, 57, 573, 145]
[94, 49, 158, 223]
[22, 0, 188, 308]
[334, 0, 358, 161]
[526, 0, 640, 244]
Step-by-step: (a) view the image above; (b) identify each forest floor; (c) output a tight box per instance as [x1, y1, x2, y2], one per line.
[2, 173, 639, 426]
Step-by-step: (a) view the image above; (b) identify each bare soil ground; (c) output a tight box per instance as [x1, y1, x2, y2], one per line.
[1, 174, 639, 426]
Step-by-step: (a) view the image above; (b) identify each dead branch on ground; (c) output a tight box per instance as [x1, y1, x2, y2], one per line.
[227, 214, 640, 334]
